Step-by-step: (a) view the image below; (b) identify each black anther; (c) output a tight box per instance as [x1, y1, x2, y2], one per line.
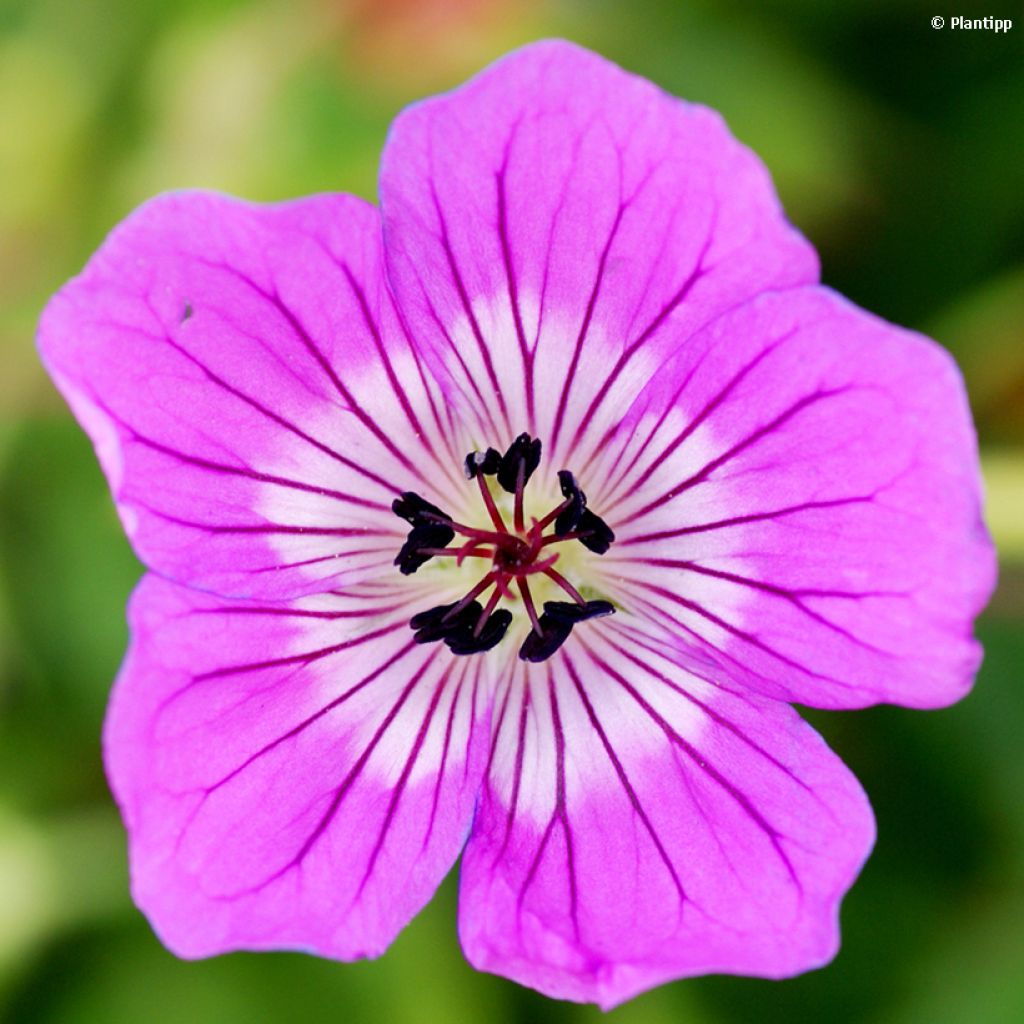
[411, 601, 482, 644]
[518, 599, 615, 662]
[464, 447, 501, 479]
[445, 609, 513, 655]
[554, 469, 587, 535]
[518, 616, 573, 663]
[576, 509, 615, 555]
[393, 491, 449, 525]
[394, 521, 455, 575]
[497, 433, 542, 493]
[392, 491, 455, 574]
[544, 599, 616, 624]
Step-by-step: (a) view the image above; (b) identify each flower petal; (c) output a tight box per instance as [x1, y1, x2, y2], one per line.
[379, 39, 817, 460]
[458, 624, 874, 1008]
[106, 574, 490, 959]
[594, 287, 995, 709]
[39, 191, 463, 600]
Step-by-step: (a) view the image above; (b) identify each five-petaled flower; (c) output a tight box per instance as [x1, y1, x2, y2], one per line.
[38, 41, 994, 1008]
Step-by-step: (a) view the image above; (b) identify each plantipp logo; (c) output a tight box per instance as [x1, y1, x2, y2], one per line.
[932, 15, 1014, 32]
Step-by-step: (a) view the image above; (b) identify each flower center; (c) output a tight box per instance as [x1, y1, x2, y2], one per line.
[392, 433, 616, 662]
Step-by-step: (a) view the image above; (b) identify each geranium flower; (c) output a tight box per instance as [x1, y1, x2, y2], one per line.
[38, 40, 994, 1008]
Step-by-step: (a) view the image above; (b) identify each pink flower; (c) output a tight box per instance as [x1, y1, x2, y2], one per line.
[38, 41, 994, 1008]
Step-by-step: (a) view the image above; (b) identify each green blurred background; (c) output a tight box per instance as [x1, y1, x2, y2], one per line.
[1, 0, 1022, 1021]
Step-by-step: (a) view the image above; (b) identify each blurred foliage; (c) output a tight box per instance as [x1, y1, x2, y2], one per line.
[1, 0, 1022, 1021]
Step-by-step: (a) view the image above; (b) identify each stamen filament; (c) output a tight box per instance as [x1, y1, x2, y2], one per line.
[532, 497, 573, 534]
[418, 547, 495, 560]
[474, 586, 503, 637]
[544, 566, 587, 606]
[444, 572, 497, 621]
[457, 539, 494, 566]
[518, 577, 543, 636]
[514, 460, 526, 534]
[517, 553, 560, 576]
[421, 512, 510, 546]
[476, 473, 507, 532]
[539, 530, 594, 548]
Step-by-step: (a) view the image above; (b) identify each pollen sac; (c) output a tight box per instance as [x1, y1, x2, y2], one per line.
[445, 609, 513, 655]
[394, 522, 454, 575]
[518, 599, 615, 662]
[410, 601, 482, 644]
[554, 470, 587, 535]
[518, 616, 572, 663]
[464, 447, 501, 479]
[392, 491, 455, 575]
[497, 433, 542, 493]
[392, 491, 448, 525]
[576, 509, 615, 555]
[544, 599, 616, 624]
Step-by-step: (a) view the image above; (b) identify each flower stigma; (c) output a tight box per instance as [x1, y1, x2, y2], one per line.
[392, 433, 615, 662]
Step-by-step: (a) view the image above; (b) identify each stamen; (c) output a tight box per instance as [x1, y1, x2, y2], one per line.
[532, 496, 574, 534]
[476, 473, 507, 532]
[517, 577, 544, 636]
[496, 433, 541, 493]
[518, 615, 571, 663]
[538, 531, 594, 548]
[546, 599, 615, 624]
[514, 460, 526, 534]
[475, 587, 503, 637]
[420, 512, 509, 546]
[456, 539, 494, 566]
[411, 600, 481, 644]
[544, 566, 586, 606]
[553, 470, 586, 535]
[518, 600, 615, 662]
[399, 433, 617, 661]
[393, 492, 448, 525]
[395, 522, 454, 575]
[417, 546, 494, 561]
[445, 609, 512, 655]
[391, 491, 455, 575]
[444, 573, 497, 621]
[464, 447, 501, 479]
[574, 509, 615, 554]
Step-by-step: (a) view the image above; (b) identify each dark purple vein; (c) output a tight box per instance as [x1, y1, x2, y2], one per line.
[429, 182, 510, 429]
[187, 639, 421, 797]
[358, 663, 454, 895]
[495, 121, 535, 430]
[624, 578, 858, 691]
[564, 655, 688, 907]
[548, 199, 628, 458]
[579, 645, 801, 887]
[125, 311, 397, 499]
[199, 257, 429, 484]
[223, 652, 438, 898]
[620, 385, 858, 524]
[568, 224, 716, 456]
[603, 329, 801, 513]
[617, 494, 877, 546]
